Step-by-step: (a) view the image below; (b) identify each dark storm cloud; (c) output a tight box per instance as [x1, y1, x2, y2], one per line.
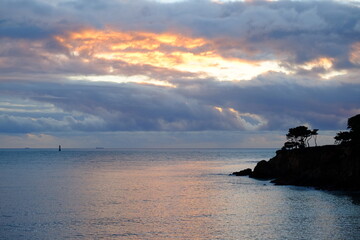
[1, 0, 360, 137]
[175, 73, 360, 130]
[1, 75, 359, 133]
[0, 20, 54, 39]
[0, 79, 236, 132]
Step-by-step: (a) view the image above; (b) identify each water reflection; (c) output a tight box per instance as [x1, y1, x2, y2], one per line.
[1, 149, 360, 239]
[72, 159, 223, 239]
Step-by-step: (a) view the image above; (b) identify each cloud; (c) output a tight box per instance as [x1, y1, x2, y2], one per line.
[1, 0, 360, 78]
[176, 72, 360, 128]
[0, 113, 106, 133]
[1, 0, 360, 147]
[0, 73, 359, 134]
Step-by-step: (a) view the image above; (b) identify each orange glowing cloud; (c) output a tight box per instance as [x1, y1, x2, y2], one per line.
[297, 57, 347, 79]
[54, 28, 287, 82]
[56, 29, 206, 55]
[350, 42, 360, 65]
[302, 57, 334, 70]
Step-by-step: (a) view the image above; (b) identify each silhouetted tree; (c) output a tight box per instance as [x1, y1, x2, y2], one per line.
[286, 126, 313, 149]
[348, 114, 360, 133]
[282, 141, 298, 150]
[335, 114, 360, 145]
[306, 129, 319, 147]
[334, 131, 352, 145]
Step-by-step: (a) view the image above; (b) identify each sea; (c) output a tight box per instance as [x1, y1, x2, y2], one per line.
[1, 148, 360, 240]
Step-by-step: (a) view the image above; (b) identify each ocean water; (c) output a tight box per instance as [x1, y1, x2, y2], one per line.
[1, 148, 360, 240]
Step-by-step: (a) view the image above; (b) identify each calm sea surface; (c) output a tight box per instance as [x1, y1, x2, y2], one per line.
[1, 148, 360, 239]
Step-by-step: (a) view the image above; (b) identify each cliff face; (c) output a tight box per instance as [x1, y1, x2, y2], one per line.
[248, 145, 360, 190]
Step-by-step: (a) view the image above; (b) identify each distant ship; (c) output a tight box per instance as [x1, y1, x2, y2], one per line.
[96, 147, 105, 149]
[59, 145, 61, 151]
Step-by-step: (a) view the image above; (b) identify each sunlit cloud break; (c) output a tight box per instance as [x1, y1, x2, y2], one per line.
[0, 0, 360, 148]
[55, 28, 287, 82]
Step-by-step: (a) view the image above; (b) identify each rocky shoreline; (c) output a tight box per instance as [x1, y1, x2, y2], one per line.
[233, 145, 360, 191]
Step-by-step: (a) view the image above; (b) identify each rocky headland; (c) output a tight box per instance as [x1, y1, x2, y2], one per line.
[233, 145, 360, 190]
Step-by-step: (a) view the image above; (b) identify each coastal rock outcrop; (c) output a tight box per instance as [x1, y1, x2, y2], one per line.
[232, 168, 252, 176]
[234, 145, 360, 190]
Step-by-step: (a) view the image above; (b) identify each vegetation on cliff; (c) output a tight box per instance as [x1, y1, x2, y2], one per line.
[233, 114, 360, 191]
[283, 126, 318, 149]
[334, 114, 360, 145]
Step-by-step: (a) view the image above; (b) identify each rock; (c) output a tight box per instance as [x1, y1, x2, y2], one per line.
[249, 160, 274, 179]
[248, 145, 360, 190]
[232, 168, 252, 176]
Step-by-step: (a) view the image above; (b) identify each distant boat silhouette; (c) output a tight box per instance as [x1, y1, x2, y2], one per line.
[96, 147, 105, 149]
[59, 145, 61, 151]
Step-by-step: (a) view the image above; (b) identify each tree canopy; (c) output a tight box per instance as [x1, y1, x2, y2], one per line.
[284, 126, 318, 149]
[334, 131, 352, 144]
[335, 114, 360, 145]
[281, 114, 360, 150]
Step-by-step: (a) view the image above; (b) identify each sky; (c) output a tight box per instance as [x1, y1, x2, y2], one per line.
[1, 0, 360, 148]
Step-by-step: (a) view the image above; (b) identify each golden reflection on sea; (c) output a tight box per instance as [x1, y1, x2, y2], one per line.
[70, 160, 224, 239]
[3, 149, 357, 239]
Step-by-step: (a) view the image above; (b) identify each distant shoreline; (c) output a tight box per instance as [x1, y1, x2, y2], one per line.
[0, 147, 278, 150]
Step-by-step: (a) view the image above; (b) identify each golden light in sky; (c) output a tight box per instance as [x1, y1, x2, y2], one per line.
[55, 28, 288, 84]
[302, 57, 334, 71]
[350, 42, 360, 65]
[2, 0, 360, 149]
[213, 106, 267, 130]
[297, 57, 347, 80]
